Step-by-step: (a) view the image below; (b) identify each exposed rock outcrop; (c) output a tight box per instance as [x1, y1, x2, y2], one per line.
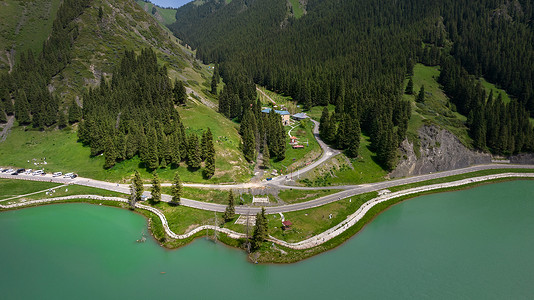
[509, 153, 534, 164]
[390, 125, 492, 178]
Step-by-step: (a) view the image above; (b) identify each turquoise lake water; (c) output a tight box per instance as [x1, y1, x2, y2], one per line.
[1, 180, 533, 299]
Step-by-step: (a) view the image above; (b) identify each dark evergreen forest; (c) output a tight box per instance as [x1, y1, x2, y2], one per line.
[169, 0, 534, 166]
[78, 49, 215, 174]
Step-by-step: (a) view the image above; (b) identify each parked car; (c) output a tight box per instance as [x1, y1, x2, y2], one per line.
[64, 173, 73, 178]
[13, 169, 25, 175]
[53, 172, 62, 177]
[25, 169, 32, 174]
[32, 170, 44, 176]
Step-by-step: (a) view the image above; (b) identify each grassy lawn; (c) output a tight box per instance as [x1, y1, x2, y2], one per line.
[277, 188, 342, 204]
[269, 119, 321, 176]
[268, 192, 376, 243]
[405, 63, 471, 147]
[148, 201, 220, 235]
[306, 104, 336, 121]
[288, 0, 304, 18]
[479, 77, 512, 104]
[0, 179, 60, 200]
[299, 134, 388, 186]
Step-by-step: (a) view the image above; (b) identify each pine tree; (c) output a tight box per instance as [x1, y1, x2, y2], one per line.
[146, 127, 159, 170]
[187, 133, 201, 169]
[319, 107, 330, 139]
[262, 140, 270, 169]
[346, 118, 361, 158]
[171, 172, 182, 205]
[103, 135, 117, 169]
[201, 130, 208, 161]
[211, 72, 218, 95]
[242, 126, 256, 162]
[405, 77, 414, 95]
[251, 207, 268, 250]
[0, 107, 7, 124]
[204, 151, 215, 179]
[68, 100, 81, 124]
[151, 172, 161, 203]
[173, 80, 187, 105]
[14, 90, 31, 125]
[58, 110, 67, 129]
[417, 85, 425, 103]
[223, 191, 235, 221]
[133, 170, 144, 202]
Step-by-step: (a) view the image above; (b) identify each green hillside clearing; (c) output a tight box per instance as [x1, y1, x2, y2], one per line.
[135, 0, 177, 25]
[404, 63, 471, 146]
[0, 0, 61, 72]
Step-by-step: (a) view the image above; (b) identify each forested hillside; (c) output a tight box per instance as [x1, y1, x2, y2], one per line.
[169, 0, 534, 165]
[0, 0, 250, 182]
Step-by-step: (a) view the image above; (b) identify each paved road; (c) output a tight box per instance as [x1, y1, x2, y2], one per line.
[2, 163, 534, 215]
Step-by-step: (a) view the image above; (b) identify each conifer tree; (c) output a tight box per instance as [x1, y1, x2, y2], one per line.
[0, 107, 7, 124]
[187, 133, 201, 169]
[171, 172, 182, 205]
[2, 90, 14, 115]
[346, 118, 361, 158]
[405, 77, 414, 95]
[133, 170, 144, 202]
[201, 130, 208, 161]
[417, 85, 425, 103]
[252, 207, 268, 250]
[223, 191, 235, 221]
[204, 151, 215, 179]
[151, 172, 161, 203]
[173, 80, 187, 105]
[58, 110, 67, 129]
[14, 90, 31, 125]
[146, 127, 159, 169]
[211, 72, 218, 94]
[319, 107, 330, 139]
[262, 140, 270, 169]
[138, 130, 149, 163]
[68, 100, 81, 124]
[103, 135, 117, 169]
[242, 126, 256, 162]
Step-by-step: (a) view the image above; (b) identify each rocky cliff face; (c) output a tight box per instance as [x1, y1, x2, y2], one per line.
[390, 125, 492, 178]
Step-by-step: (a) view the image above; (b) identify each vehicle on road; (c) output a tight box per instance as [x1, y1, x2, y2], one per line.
[32, 170, 44, 176]
[53, 172, 62, 177]
[25, 169, 32, 174]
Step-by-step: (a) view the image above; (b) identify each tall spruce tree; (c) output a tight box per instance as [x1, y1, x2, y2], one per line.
[103, 135, 117, 169]
[171, 172, 182, 205]
[151, 172, 161, 203]
[251, 207, 268, 250]
[186, 133, 201, 169]
[405, 77, 414, 95]
[417, 85, 425, 103]
[133, 170, 144, 202]
[223, 191, 235, 221]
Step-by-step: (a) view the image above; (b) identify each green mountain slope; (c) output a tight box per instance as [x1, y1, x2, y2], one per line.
[0, 0, 61, 72]
[0, 0, 251, 183]
[135, 0, 177, 25]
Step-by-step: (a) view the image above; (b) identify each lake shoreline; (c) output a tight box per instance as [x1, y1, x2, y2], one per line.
[1, 174, 533, 264]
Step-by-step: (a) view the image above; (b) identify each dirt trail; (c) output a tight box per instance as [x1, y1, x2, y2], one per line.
[0, 116, 15, 143]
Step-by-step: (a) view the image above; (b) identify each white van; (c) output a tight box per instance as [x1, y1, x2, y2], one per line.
[52, 172, 62, 177]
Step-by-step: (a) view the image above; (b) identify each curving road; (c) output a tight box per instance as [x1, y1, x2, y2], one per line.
[2, 163, 534, 215]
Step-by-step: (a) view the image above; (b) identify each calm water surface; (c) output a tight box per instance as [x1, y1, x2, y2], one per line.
[1, 180, 533, 299]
